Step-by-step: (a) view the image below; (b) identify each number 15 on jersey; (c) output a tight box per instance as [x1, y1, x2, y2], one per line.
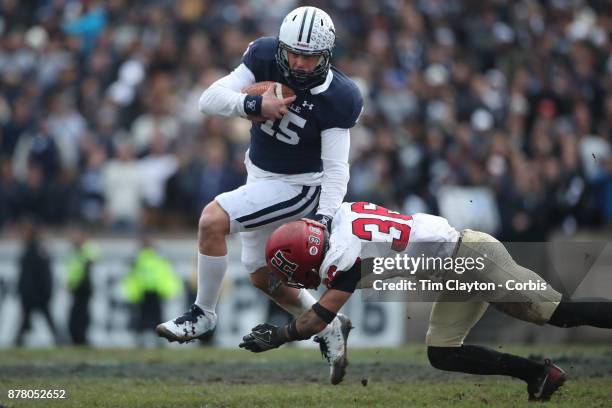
[260, 111, 306, 145]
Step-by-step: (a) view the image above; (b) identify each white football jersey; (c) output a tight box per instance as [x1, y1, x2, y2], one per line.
[319, 202, 460, 286]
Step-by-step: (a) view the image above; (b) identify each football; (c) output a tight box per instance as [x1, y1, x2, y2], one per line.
[241, 81, 295, 99]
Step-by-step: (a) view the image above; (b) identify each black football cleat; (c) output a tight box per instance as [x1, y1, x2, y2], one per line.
[527, 359, 567, 402]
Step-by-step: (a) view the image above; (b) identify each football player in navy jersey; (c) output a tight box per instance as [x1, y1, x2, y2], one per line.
[156, 6, 362, 384]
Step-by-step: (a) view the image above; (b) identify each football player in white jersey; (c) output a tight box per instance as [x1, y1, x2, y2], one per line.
[239, 202, 612, 401]
[155, 6, 362, 385]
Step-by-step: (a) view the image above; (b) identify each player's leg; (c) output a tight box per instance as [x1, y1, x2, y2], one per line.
[427, 345, 565, 401]
[481, 239, 612, 328]
[249, 265, 315, 316]
[234, 181, 321, 319]
[474, 235, 612, 329]
[458, 229, 612, 328]
[547, 298, 612, 328]
[155, 200, 230, 343]
[194, 200, 230, 311]
[426, 295, 565, 401]
[434, 230, 567, 400]
[157, 179, 322, 343]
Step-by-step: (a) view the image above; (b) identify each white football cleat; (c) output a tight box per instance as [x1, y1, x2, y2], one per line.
[155, 304, 217, 344]
[314, 314, 353, 385]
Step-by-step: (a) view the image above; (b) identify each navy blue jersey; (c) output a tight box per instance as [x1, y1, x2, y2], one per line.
[242, 37, 363, 174]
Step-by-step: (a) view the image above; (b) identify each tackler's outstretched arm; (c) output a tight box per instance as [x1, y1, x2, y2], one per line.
[239, 288, 351, 353]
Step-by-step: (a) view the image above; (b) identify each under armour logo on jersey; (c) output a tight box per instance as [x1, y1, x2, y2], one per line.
[302, 100, 314, 110]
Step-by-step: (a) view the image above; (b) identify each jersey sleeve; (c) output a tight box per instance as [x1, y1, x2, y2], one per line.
[320, 242, 359, 285]
[317, 128, 350, 217]
[320, 82, 364, 130]
[328, 261, 361, 293]
[319, 203, 361, 287]
[198, 64, 254, 117]
[240, 37, 277, 82]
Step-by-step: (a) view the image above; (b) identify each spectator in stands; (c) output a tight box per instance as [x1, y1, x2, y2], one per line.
[0, 0, 610, 238]
[101, 141, 142, 231]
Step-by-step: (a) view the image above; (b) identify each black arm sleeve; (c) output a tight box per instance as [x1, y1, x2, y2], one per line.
[329, 262, 361, 293]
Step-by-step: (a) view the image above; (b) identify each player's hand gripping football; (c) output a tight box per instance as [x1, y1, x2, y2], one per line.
[261, 84, 296, 120]
[239, 323, 285, 353]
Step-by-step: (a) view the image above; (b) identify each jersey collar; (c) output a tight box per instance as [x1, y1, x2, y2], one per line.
[309, 69, 333, 95]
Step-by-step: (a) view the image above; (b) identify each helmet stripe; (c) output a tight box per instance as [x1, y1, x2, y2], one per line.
[297, 8, 309, 42]
[306, 8, 316, 43]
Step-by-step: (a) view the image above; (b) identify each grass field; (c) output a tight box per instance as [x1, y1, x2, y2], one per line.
[1, 345, 611, 407]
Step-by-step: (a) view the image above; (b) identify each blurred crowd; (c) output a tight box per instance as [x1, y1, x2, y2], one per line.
[1, 0, 612, 240]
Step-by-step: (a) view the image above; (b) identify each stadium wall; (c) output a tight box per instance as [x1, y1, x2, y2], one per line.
[0, 236, 405, 348]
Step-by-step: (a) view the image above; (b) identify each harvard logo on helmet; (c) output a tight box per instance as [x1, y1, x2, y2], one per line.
[271, 250, 298, 278]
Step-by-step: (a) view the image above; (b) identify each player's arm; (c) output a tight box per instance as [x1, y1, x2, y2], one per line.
[199, 38, 294, 121]
[239, 262, 360, 353]
[296, 288, 351, 335]
[198, 63, 255, 118]
[294, 258, 362, 337]
[315, 85, 364, 228]
[314, 127, 350, 228]
[238, 289, 351, 353]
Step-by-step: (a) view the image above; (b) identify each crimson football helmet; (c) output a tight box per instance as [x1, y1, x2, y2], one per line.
[265, 219, 328, 289]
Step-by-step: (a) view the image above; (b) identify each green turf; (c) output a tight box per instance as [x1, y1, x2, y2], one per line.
[1, 345, 611, 407]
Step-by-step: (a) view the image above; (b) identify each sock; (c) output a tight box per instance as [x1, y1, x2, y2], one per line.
[548, 298, 612, 328]
[194, 253, 228, 313]
[428, 345, 544, 383]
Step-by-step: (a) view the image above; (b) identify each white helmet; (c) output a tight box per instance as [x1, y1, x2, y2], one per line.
[276, 6, 336, 90]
